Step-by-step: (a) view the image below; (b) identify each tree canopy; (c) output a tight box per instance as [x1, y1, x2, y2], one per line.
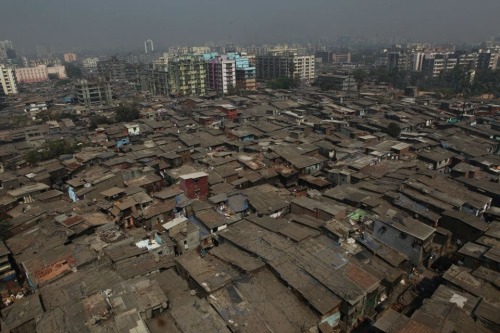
[90, 114, 112, 129]
[353, 69, 368, 84]
[64, 62, 82, 78]
[25, 139, 83, 165]
[470, 69, 500, 97]
[115, 104, 140, 122]
[268, 77, 300, 90]
[353, 69, 368, 99]
[386, 122, 401, 138]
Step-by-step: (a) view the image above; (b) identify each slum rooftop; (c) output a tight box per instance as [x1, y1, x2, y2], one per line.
[0, 80, 498, 333]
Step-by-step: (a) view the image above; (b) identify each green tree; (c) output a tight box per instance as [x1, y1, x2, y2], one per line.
[24, 139, 84, 165]
[386, 122, 401, 138]
[55, 79, 71, 87]
[55, 111, 79, 123]
[472, 69, 500, 97]
[226, 84, 239, 96]
[408, 71, 424, 86]
[368, 67, 408, 89]
[90, 115, 111, 129]
[115, 104, 140, 122]
[64, 62, 82, 78]
[269, 77, 299, 89]
[353, 69, 368, 99]
[25, 150, 40, 165]
[445, 66, 475, 117]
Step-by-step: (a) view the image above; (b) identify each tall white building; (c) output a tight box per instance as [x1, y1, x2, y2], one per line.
[413, 52, 426, 72]
[82, 57, 99, 68]
[191, 46, 211, 55]
[292, 54, 315, 81]
[0, 65, 18, 95]
[422, 53, 458, 77]
[205, 54, 236, 94]
[144, 39, 154, 54]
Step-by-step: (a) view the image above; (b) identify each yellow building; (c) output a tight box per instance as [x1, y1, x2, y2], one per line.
[168, 55, 206, 97]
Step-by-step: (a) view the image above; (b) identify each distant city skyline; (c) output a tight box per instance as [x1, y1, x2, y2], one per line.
[1, 0, 499, 52]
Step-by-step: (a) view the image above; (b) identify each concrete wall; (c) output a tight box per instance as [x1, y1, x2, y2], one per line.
[373, 220, 423, 266]
[180, 176, 208, 200]
[439, 216, 484, 243]
[304, 163, 322, 175]
[176, 230, 199, 254]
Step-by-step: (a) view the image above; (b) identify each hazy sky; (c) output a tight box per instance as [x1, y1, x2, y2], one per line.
[1, 0, 499, 51]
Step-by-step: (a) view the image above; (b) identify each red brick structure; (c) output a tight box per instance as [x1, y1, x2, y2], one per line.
[216, 104, 239, 121]
[179, 172, 209, 200]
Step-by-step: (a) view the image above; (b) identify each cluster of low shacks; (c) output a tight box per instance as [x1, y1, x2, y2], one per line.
[0, 83, 498, 333]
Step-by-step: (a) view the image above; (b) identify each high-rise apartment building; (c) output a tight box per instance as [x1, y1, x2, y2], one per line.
[15, 65, 66, 83]
[204, 53, 236, 95]
[153, 53, 169, 71]
[144, 39, 154, 54]
[382, 46, 498, 74]
[203, 52, 256, 92]
[291, 54, 315, 82]
[168, 46, 190, 57]
[315, 51, 332, 64]
[83, 57, 99, 68]
[455, 51, 479, 69]
[15, 65, 49, 83]
[256, 50, 315, 82]
[140, 69, 169, 96]
[191, 46, 211, 55]
[75, 79, 113, 107]
[168, 55, 206, 97]
[413, 52, 426, 72]
[64, 53, 77, 62]
[97, 56, 128, 81]
[0, 65, 18, 95]
[331, 52, 352, 64]
[232, 53, 256, 91]
[29, 58, 62, 67]
[422, 53, 458, 77]
[247, 54, 256, 67]
[387, 51, 413, 71]
[477, 51, 498, 70]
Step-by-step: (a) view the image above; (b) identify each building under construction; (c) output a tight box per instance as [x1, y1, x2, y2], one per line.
[74, 79, 113, 107]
